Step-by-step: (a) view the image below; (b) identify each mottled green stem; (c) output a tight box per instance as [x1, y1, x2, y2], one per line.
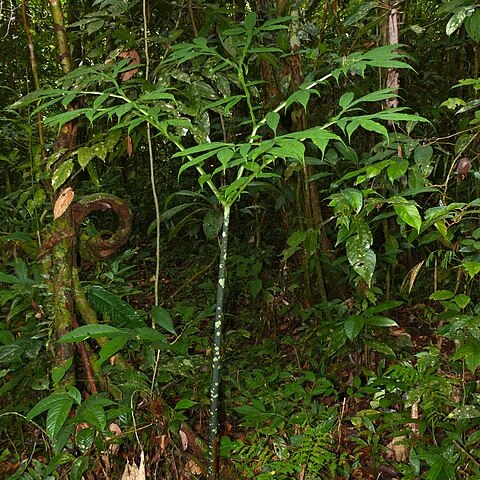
[208, 203, 231, 480]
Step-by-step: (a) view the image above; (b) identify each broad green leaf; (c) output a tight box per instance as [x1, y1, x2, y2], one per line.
[75, 428, 95, 454]
[160, 203, 195, 222]
[387, 158, 409, 183]
[275, 138, 305, 162]
[51, 357, 73, 384]
[446, 7, 469, 36]
[172, 142, 233, 158]
[342, 188, 363, 213]
[87, 18, 105, 35]
[448, 405, 480, 419]
[48, 442, 75, 466]
[109, 103, 134, 121]
[203, 209, 223, 239]
[52, 159, 74, 192]
[87, 285, 144, 327]
[217, 147, 235, 167]
[0, 272, 21, 284]
[222, 27, 246, 36]
[266, 111, 280, 134]
[344, 315, 365, 339]
[175, 398, 197, 410]
[365, 300, 403, 315]
[152, 306, 176, 334]
[454, 294, 470, 308]
[349, 88, 397, 107]
[70, 456, 90, 480]
[373, 111, 428, 123]
[93, 91, 110, 109]
[225, 177, 249, 201]
[366, 316, 398, 327]
[178, 149, 224, 177]
[440, 97, 466, 109]
[202, 95, 243, 113]
[413, 145, 433, 165]
[283, 230, 306, 260]
[134, 327, 169, 346]
[394, 203, 422, 233]
[86, 162, 100, 188]
[79, 402, 107, 429]
[345, 222, 375, 284]
[429, 290, 454, 301]
[244, 11, 257, 34]
[139, 91, 175, 102]
[465, 9, 480, 42]
[59, 324, 125, 342]
[285, 89, 311, 111]
[295, 90, 311, 111]
[97, 335, 129, 366]
[195, 81, 217, 100]
[77, 146, 94, 169]
[344, 1, 376, 26]
[43, 108, 90, 127]
[455, 343, 480, 372]
[46, 396, 73, 440]
[348, 118, 388, 141]
[249, 279, 262, 299]
[462, 261, 480, 279]
[287, 230, 307, 247]
[0, 330, 14, 345]
[304, 228, 318, 257]
[339, 91, 354, 109]
[367, 340, 395, 356]
[304, 128, 342, 157]
[92, 142, 108, 161]
[64, 385, 82, 405]
[27, 393, 67, 421]
[346, 242, 375, 284]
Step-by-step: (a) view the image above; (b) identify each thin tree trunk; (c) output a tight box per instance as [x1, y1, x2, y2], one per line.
[21, 0, 46, 160]
[47, 0, 77, 379]
[208, 204, 230, 480]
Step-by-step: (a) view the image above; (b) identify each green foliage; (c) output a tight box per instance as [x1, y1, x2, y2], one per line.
[4, 0, 480, 478]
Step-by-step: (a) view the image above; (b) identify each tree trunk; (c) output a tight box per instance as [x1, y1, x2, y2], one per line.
[46, 0, 77, 381]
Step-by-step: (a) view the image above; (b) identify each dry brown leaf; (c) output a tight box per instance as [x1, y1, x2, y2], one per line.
[385, 435, 408, 463]
[118, 50, 140, 81]
[125, 135, 133, 157]
[184, 459, 202, 476]
[107, 423, 122, 455]
[121, 451, 145, 480]
[159, 434, 168, 452]
[53, 187, 74, 219]
[179, 429, 189, 451]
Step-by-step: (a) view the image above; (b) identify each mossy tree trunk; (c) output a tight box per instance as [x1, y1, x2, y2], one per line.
[47, 0, 77, 380]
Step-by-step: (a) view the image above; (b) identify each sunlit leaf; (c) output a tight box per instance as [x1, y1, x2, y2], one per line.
[46, 397, 73, 441]
[462, 261, 480, 279]
[266, 111, 280, 134]
[387, 158, 409, 183]
[342, 188, 363, 213]
[175, 399, 197, 410]
[52, 159, 74, 192]
[339, 91, 354, 109]
[59, 324, 125, 342]
[394, 203, 422, 233]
